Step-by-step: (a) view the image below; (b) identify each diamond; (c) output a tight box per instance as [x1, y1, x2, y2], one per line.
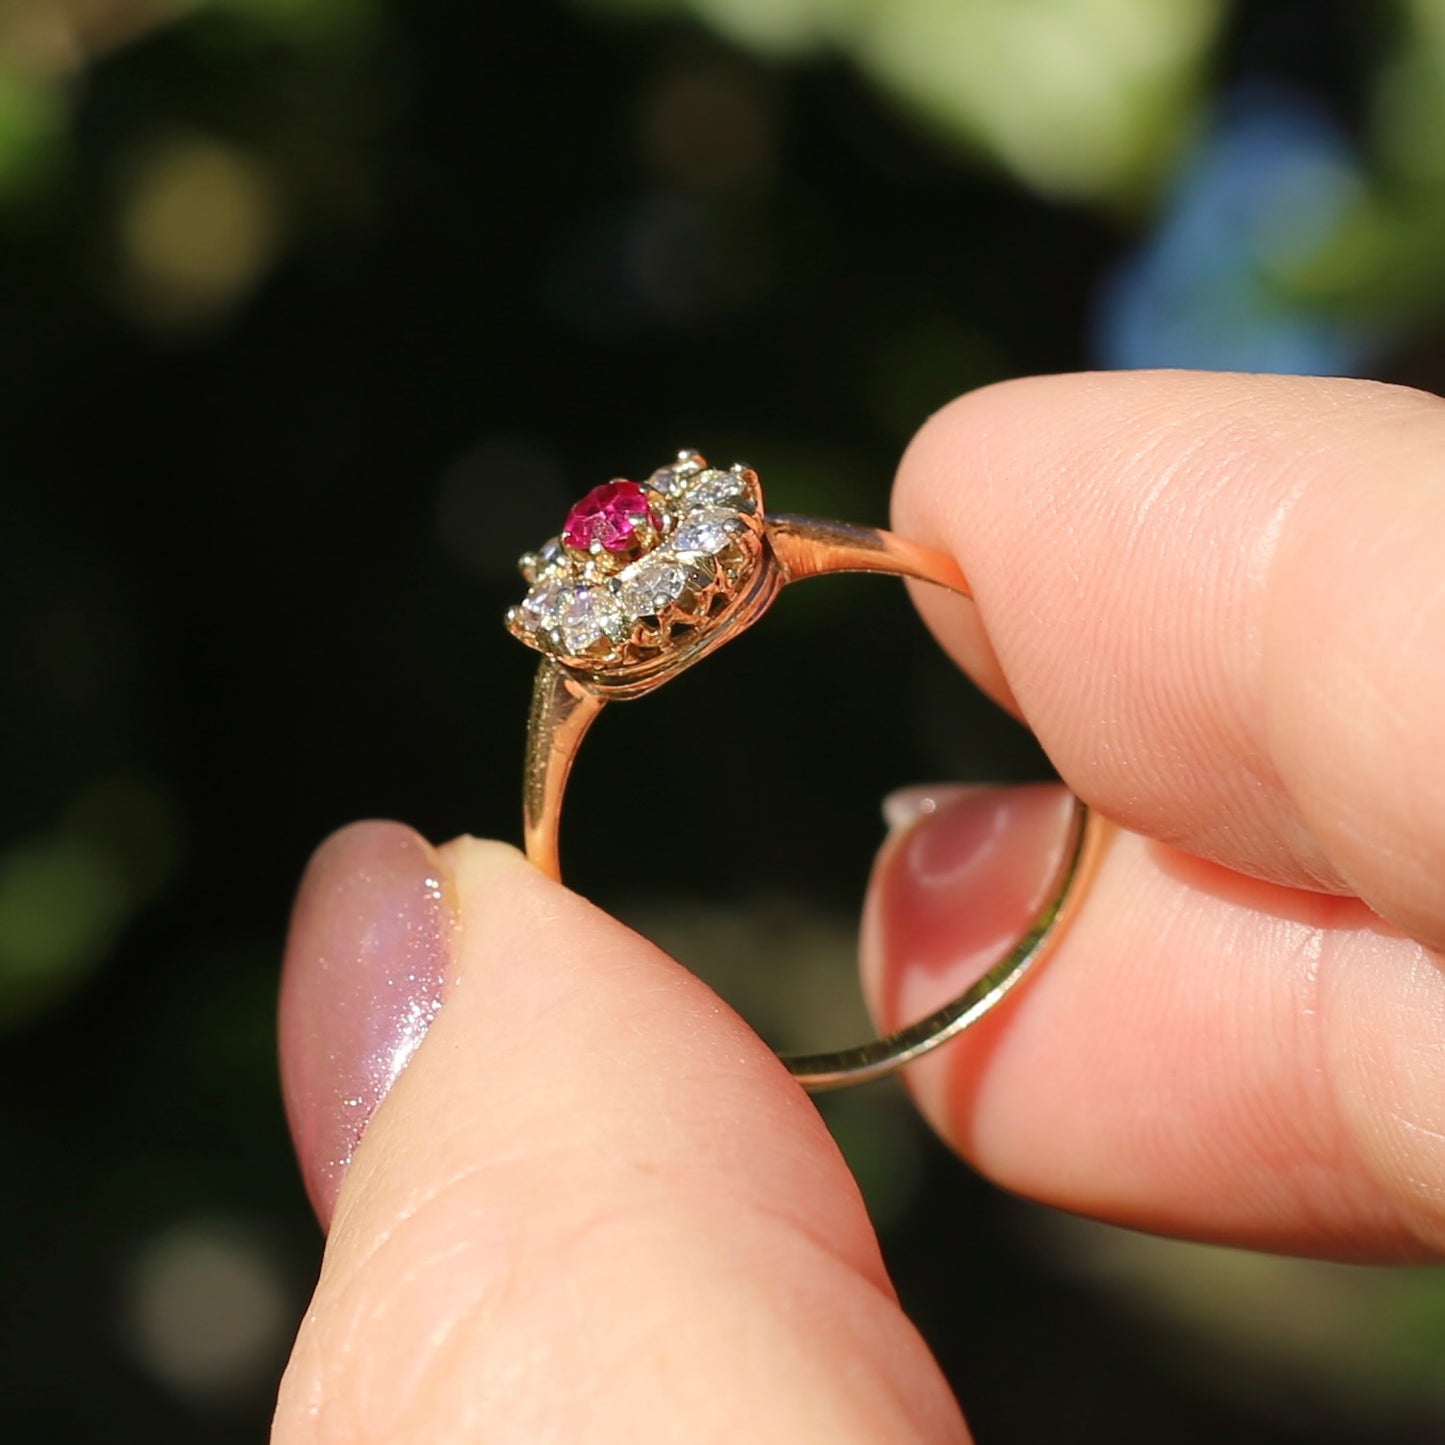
[670, 508, 744, 557]
[619, 556, 704, 618]
[647, 452, 705, 497]
[562, 481, 660, 556]
[684, 469, 754, 512]
[558, 588, 626, 654]
[517, 576, 572, 632]
[645, 467, 688, 497]
[518, 536, 567, 584]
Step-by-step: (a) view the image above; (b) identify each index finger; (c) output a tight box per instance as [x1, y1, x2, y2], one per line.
[893, 371, 1445, 948]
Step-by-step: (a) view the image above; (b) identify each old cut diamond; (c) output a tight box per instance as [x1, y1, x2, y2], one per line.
[558, 588, 626, 654]
[645, 466, 688, 498]
[619, 556, 704, 618]
[648, 452, 705, 497]
[684, 469, 753, 512]
[670, 508, 743, 557]
[517, 575, 572, 633]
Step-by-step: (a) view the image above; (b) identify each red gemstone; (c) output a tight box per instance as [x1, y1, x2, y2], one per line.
[562, 480, 658, 555]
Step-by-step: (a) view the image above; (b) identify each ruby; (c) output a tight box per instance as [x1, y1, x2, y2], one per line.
[562, 480, 659, 555]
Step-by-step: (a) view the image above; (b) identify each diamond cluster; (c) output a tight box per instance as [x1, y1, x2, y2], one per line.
[506, 450, 765, 670]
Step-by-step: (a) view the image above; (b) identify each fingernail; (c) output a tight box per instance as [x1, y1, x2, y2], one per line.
[278, 821, 457, 1228]
[864, 784, 1074, 1034]
[882, 783, 992, 833]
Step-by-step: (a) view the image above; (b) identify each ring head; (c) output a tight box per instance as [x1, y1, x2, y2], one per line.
[507, 451, 774, 693]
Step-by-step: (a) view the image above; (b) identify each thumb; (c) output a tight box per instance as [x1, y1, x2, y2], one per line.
[274, 823, 966, 1443]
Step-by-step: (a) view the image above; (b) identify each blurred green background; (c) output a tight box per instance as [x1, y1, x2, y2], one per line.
[3, 0, 1445, 1439]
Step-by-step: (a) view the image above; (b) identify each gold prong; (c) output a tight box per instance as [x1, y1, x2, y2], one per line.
[631, 616, 667, 648]
[507, 610, 548, 652]
[574, 635, 619, 665]
[672, 577, 717, 620]
[733, 465, 763, 510]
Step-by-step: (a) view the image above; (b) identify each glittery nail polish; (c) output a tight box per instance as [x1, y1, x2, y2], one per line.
[278, 821, 456, 1228]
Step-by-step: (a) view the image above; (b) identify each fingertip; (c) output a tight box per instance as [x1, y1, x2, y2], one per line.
[888, 375, 1135, 719]
[887, 371, 1445, 920]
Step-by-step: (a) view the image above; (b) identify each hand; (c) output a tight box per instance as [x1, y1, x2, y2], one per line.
[273, 371, 1445, 1442]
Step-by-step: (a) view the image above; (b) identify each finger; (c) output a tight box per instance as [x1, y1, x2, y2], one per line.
[275, 823, 967, 1444]
[892, 371, 1445, 947]
[861, 785, 1445, 1262]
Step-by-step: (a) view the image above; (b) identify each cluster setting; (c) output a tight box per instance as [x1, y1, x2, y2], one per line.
[506, 450, 766, 673]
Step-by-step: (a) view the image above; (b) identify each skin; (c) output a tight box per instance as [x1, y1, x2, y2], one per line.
[274, 372, 1445, 1443]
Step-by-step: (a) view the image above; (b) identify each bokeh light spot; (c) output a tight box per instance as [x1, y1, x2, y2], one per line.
[0, 778, 180, 1029]
[122, 1217, 291, 1403]
[0, 63, 65, 200]
[117, 133, 283, 329]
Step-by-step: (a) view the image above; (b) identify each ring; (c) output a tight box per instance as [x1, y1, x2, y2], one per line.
[507, 449, 1109, 1091]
